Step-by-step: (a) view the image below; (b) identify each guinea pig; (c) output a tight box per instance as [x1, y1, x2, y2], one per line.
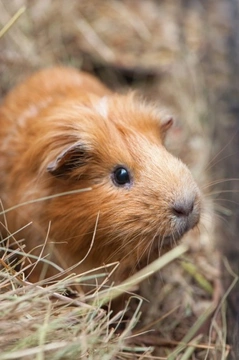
[0, 66, 201, 289]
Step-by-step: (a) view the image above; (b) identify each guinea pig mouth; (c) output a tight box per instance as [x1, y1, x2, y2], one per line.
[161, 232, 184, 246]
[161, 213, 200, 247]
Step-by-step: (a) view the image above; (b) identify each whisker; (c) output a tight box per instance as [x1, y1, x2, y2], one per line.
[204, 130, 238, 172]
[211, 198, 239, 205]
[202, 178, 239, 190]
[207, 190, 239, 196]
[146, 232, 158, 265]
[205, 151, 239, 172]
[211, 212, 231, 227]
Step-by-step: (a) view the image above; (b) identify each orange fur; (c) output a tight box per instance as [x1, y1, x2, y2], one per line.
[0, 67, 201, 289]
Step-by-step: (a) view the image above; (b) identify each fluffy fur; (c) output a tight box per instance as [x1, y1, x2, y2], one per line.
[0, 67, 201, 288]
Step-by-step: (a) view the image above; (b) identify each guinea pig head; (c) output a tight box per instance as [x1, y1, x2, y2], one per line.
[44, 93, 201, 272]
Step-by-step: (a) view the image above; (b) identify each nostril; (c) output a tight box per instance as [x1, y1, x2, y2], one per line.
[172, 199, 194, 217]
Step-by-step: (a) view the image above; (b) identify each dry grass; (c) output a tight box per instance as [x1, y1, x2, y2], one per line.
[0, 237, 188, 359]
[0, 0, 234, 358]
[0, 237, 230, 359]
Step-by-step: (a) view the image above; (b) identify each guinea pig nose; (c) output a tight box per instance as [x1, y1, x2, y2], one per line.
[172, 198, 194, 217]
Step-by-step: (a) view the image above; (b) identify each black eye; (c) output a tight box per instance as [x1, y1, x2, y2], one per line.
[112, 166, 132, 187]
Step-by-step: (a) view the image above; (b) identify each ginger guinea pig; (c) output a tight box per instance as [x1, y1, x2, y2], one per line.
[0, 67, 200, 287]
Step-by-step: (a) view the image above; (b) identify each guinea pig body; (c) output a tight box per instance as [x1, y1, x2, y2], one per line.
[0, 67, 201, 287]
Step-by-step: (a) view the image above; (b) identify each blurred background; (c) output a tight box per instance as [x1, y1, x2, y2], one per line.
[0, 1, 238, 358]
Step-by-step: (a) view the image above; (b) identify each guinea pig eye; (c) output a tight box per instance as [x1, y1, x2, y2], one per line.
[112, 166, 132, 187]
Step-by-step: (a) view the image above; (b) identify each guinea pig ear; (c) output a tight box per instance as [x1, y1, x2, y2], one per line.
[160, 114, 174, 139]
[47, 142, 90, 178]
